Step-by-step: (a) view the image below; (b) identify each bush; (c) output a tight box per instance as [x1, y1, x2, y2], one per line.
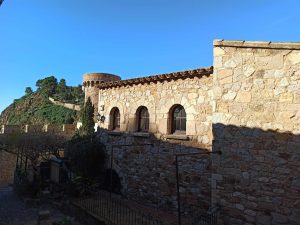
[66, 135, 107, 181]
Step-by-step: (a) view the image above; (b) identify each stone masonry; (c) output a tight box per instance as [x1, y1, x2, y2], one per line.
[0, 124, 77, 186]
[97, 129, 212, 213]
[1, 39, 298, 224]
[82, 40, 300, 224]
[97, 68, 213, 146]
[0, 150, 16, 186]
[93, 68, 215, 214]
[212, 40, 300, 225]
[83, 73, 121, 118]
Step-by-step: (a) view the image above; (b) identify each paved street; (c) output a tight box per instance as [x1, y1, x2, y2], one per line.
[0, 185, 79, 225]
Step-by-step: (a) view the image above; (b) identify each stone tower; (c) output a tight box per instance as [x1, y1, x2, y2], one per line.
[82, 73, 121, 119]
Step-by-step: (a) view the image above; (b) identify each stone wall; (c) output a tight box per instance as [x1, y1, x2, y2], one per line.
[49, 97, 81, 111]
[212, 40, 300, 225]
[0, 124, 77, 135]
[91, 70, 215, 215]
[97, 129, 212, 213]
[98, 75, 213, 146]
[1, 125, 22, 134]
[0, 150, 17, 186]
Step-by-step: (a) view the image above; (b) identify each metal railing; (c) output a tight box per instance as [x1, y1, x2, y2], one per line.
[73, 191, 163, 225]
[191, 207, 219, 225]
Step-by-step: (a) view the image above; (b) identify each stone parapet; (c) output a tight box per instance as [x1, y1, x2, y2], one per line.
[214, 39, 300, 50]
[83, 73, 121, 87]
[49, 97, 81, 111]
[0, 124, 77, 135]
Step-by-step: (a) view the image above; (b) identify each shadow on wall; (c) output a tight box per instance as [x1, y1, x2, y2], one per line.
[212, 123, 300, 225]
[96, 127, 214, 216]
[0, 150, 17, 186]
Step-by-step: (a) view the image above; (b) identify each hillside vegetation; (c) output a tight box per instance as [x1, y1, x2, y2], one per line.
[0, 76, 84, 125]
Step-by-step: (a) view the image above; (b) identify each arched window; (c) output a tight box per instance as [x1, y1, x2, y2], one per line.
[170, 105, 186, 134]
[137, 106, 149, 132]
[110, 107, 120, 131]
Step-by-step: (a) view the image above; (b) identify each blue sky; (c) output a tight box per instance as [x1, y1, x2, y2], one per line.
[0, 0, 299, 113]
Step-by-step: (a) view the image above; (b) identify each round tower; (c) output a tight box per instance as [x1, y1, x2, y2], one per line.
[82, 73, 121, 119]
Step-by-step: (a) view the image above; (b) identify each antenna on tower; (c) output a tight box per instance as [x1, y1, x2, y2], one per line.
[0, 0, 4, 6]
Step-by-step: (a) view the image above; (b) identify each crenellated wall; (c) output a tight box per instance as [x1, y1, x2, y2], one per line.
[1, 124, 77, 135]
[82, 73, 121, 119]
[212, 40, 300, 225]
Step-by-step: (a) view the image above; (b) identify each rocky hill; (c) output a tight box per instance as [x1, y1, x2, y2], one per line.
[0, 76, 84, 125]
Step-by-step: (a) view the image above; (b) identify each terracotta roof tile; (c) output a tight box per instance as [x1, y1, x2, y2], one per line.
[97, 66, 213, 89]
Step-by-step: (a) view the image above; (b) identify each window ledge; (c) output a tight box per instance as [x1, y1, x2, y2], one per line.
[165, 134, 189, 140]
[108, 131, 122, 136]
[132, 132, 150, 138]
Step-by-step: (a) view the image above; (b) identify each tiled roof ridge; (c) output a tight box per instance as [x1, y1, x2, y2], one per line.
[97, 66, 213, 89]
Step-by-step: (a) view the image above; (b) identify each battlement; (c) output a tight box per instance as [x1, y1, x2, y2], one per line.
[0, 124, 77, 135]
[83, 73, 121, 87]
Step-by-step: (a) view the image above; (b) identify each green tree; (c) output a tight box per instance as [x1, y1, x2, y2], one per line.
[71, 85, 84, 103]
[56, 78, 68, 101]
[79, 97, 95, 136]
[36, 76, 58, 96]
[25, 87, 33, 95]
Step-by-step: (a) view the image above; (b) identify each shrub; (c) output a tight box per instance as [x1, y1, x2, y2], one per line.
[66, 135, 107, 181]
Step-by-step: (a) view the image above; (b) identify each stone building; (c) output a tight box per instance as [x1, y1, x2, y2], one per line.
[81, 39, 300, 225]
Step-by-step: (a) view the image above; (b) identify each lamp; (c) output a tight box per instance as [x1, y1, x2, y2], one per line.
[97, 113, 105, 123]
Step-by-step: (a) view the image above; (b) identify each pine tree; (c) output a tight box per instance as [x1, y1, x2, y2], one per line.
[80, 97, 95, 136]
[25, 87, 33, 95]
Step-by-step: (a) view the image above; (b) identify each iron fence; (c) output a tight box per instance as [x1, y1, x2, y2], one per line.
[72, 190, 219, 225]
[191, 207, 219, 225]
[73, 191, 163, 225]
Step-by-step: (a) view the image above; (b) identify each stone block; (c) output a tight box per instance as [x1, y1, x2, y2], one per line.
[214, 56, 223, 67]
[38, 210, 50, 220]
[285, 51, 300, 65]
[243, 65, 256, 77]
[287, 83, 300, 92]
[279, 93, 294, 102]
[278, 77, 289, 87]
[291, 209, 300, 223]
[235, 91, 252, 102]
[222, 90, 237, 101]
[271, 212, 289, 224]
[212, 173, 223, 181]
[291, 178, 300, 189]
[218, 69, 233, 79]
[245, 209, 256, 217]
[256, 213, 272, 225]
[235, 203, 244, 211]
